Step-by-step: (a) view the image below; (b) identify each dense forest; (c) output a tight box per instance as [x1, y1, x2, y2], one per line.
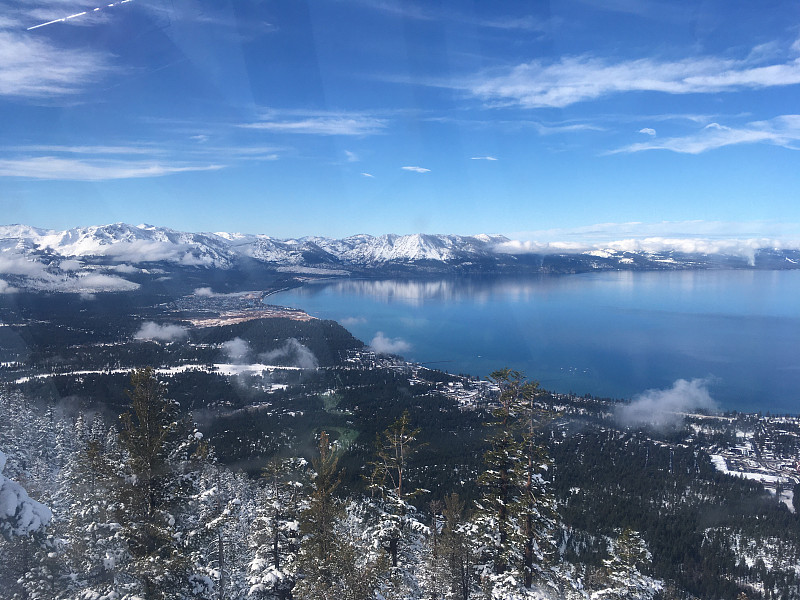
[2, 365, 799, 600]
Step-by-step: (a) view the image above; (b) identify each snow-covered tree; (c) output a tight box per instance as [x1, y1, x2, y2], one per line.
[0, 449, 52, 540]
[591, 528, 661, 600]
[247, 456, 306, 599]
[295, 432, 388, 600]
[474, 369, 558, 598]
[362, 412, 429, 597]
[116, 367, 207, 599]
[52, 434, 127, 599]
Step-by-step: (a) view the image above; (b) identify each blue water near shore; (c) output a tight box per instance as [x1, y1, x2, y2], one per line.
[269, 270, 800, 414]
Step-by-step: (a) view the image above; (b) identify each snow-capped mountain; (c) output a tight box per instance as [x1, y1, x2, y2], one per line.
[0, 223, 236, 268]
[244, 232, 511, 266]
[2, 223, 800, 293]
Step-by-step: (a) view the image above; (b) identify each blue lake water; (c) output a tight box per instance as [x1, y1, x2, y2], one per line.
[270, 271, 800, 414]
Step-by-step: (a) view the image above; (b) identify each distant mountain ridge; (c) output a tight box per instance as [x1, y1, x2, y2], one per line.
[1, 223, 799, 293]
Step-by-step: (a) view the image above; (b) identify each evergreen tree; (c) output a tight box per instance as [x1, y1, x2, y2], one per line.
[295, 432, 384, 600]
[56, 435, 127, 599]
[517, 378, 557, 589]
[594, 527, 661, 600]
[247, 456, 306, 599]
[116, 367, 205, 599]
[474, 369, 558, 596]
[440, 493, 477, 600]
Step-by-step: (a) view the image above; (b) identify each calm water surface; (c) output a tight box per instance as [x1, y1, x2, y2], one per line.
[270, 271, 800, 414]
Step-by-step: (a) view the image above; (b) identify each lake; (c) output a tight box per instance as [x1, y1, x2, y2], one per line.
[269, 270, 800, 414]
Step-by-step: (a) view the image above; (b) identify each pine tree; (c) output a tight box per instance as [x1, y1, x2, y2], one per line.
[56, 434, 127, 599]
[440, 493, 476, 600]
[594, 528, 661, 600]
[517, 377, 557, 589]
[363, 412, 428, 598]
[247, 456, 307, 599]
[295, 432, 385, 600]
[474, 369, 558, 596]
[116, 367, 204, 599]
[475, 369, 525, 579]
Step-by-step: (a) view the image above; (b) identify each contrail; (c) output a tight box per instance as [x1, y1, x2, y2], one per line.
[27, 0, 134, 31]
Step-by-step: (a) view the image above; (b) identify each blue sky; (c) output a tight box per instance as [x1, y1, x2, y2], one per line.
[1, 0, 800, 242]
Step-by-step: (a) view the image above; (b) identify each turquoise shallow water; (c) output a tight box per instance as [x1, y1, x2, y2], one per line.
[270, 270, 800, 414]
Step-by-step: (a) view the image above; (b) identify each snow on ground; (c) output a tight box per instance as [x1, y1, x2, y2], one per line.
[14, 362, 306, 385]
[710, 454, 796, 512]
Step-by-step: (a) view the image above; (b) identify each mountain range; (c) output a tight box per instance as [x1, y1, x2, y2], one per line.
[1, 223, 799, 293]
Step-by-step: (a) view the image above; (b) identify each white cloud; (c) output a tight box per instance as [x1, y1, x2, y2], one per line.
[241, 115, 386, 136]
[471, 156, 498, 161]
[58, 259, 82, 271]
[109, 264, 140, 274]
[95, 240, 198, 263]
[0, 280, 18, 294]
[616, 378, 718, 429]
[498, 220, 800, 263]
[611, 115, 800, 154]
[0, 31, 111, 98]
[259, 338, 318, 369]
[0, 253, 49, 277]
[401, 166, 430, 173]
[0, 157, 223, 181]
[194, 287, 216, 297]
[56, 273, 138, 293]
[638, 127, 656, 136]
[344, 150, 359, 162]
[12, 144, 161, 155]
[221, 337, 251, 362]
[134, 322, 188, 342]
[464, 42, 800, 108]
[369, 331, 411, 355]
[340, 316, 366, 326]
[508, 219, 800, 244]
[361, 172, 375, 178]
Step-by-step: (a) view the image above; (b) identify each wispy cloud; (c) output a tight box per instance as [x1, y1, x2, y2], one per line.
[345, 150, 359, 162]
[0, 31, 111, 98]
[462, 41, 800, 108]
[10, 144, 162, 155]
[241, 111, 387, 136]
[401, 166, 430, 173]
[222, 337, 251, 363]
[0, 280, 19, 294]
[611, 115, 800, 154]
[638, 128, 656, 136]
[510, 219, 800, 243]
[361, 172, 375, 178]
[471, 155, 498, 161]
[360, 1, 551, 33]
[0, 157, 223, 180]
[259, 338, 318, 369]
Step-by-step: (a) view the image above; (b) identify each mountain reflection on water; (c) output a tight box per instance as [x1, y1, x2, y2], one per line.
[271, 271, 800, 414]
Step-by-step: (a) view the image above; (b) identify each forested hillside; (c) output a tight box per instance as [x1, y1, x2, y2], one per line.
[2, 365, 799, 599]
